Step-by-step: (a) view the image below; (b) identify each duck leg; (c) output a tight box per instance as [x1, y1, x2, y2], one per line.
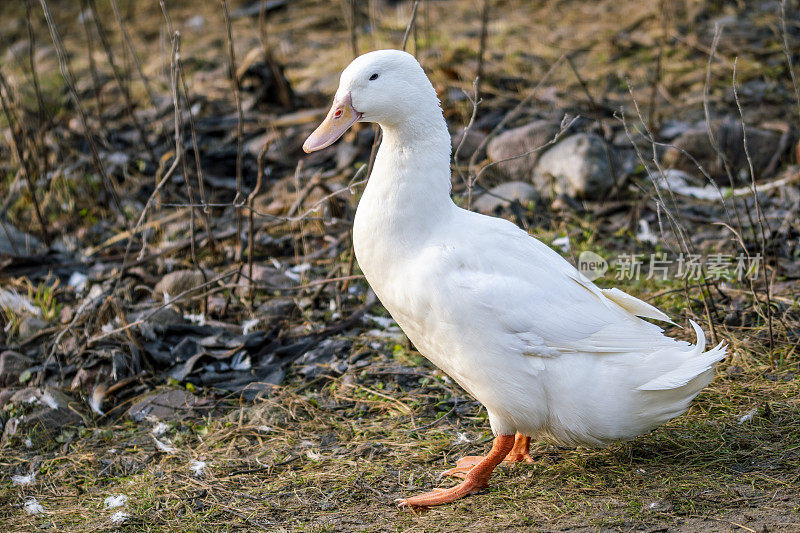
[505, 433, 534, 463]
[441, 432, 532, 479]
[398, 434, 514, 508]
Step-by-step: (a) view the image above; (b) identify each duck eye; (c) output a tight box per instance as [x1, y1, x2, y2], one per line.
[369, 73, 379, 81]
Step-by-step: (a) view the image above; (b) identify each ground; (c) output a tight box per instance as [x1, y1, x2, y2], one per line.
[1, 0, 799, 531]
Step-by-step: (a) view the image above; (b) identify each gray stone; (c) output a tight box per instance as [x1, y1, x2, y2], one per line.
[0, 351, 35, 386]
[133, 306, 184, 326]
[486, 121, 561, 182]
[242, 265, 295, 289]
[256, 298, 296, 322]
[127, 389, 211, 421]
[661, 119, 785, 185]
[0, 224, 44, 257]
[154, 270, 209, 300]
[2, 388, 81, 444]
[236, 265, 295, 297]
[472, 181, 539, 213]
[533, 133, 615, 199]
[0, 388, 15, 410]
[452, 128, 488, 161]
[18, 316, 48, 341]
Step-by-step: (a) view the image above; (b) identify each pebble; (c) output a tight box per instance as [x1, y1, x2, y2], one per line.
[472, 181, 539, 213]
[533, 133, 615, 199]
[486, 120, 561, 182]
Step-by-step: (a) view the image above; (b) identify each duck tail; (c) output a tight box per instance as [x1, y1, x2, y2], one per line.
[636, 320, 727, 391]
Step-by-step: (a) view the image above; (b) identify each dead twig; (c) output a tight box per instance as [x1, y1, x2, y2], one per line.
[401, 1, 421, 51]
[0, 70, 49, 245]
[39, 0, 124, 213]
[109, 0, 158, 109]
[220, 0, 246, 261]
[780, 0, 800, 123]
[87, 0, 158, 168]
[732, 58, 775, 362]
[476, 0, 490, 85]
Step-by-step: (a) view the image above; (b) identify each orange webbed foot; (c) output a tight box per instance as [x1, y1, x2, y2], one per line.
[398, 435, 515, 508]
[440, 455, 485, 479]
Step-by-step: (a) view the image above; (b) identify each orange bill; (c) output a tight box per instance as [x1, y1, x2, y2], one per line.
[303, 92, 362, 153]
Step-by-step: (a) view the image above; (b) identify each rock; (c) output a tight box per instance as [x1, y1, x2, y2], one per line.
[127, 389, 211, 421]
[472, 181, 539, 213]
[486, 121, 561, 182]
[661, 118, 786, 185]
[154, 270, 209, 300]
[18, 316, 48, 340]
[533, 133, 615, 199]
[2, 388, 82, 444]
[236, 265, 295, 297]
[140, 306, 184, 326]
[0, 351, 35, 386]
[0, 224, 44, 257]
[0, 388, 15, 410]
[296, 339, 350, 379]
[452, 127, 488, 161]
[256, 298, 296, 323]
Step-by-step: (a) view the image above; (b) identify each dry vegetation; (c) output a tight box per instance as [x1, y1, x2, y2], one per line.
[1, 0, 799, 531]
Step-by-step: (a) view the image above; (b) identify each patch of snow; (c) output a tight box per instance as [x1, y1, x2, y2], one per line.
[189, 460, 207, 477]
[23, 498, 44, 515]
[738, 407, 757, 424]
[25, 394, 41, 405]
[105, 152, 129, 167]
[290, 262, 312, 274]
[257, 425, 272, 433]
[552, 235, 570, 252]
[652, 169, 723, 201]
[0, 288, 41, 316]
[365, 327, 405, 341]
[365, 314, 396, 329]
[68, 272, 88, 292]
[110, 511, 130, 524]
[283, 270, 301, 282]
[184, 313, 206, 326]
[636, 219, 658, 244]
[104, 495, 128, 509]
[453, 432, 470, 444]
[152, 436, 177, 454]
[12, 473, 35, 485]
[241, 318, 259, 335]
[151, 422, 169, 436]
[88, 284, 104, 299]
[305, 449, 321, 461]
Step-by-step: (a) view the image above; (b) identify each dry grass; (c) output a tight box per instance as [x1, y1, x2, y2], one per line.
[2, 356, 799, 531]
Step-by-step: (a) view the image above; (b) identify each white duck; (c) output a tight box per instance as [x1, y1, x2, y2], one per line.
[303, 50, 727, 507]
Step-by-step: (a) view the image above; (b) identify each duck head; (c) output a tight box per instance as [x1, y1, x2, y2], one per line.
[303, 49, 439, 153]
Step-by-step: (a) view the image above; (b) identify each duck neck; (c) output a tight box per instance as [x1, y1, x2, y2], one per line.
[367, 104, 454, 219]
[353, 105, 454, 277]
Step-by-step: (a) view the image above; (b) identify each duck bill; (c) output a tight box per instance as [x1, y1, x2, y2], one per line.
[303, 92, 362, 153]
